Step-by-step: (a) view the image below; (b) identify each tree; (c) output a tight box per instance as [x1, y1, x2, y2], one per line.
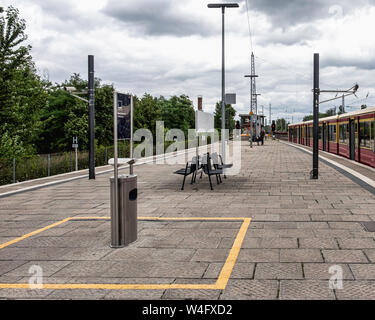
[37, 74, 115, 153]
[276, 118, 288, 131]
[361, 104, 367, 110]
[133, 93, 161, 137]
[338, 105, 345, 115]
[214, 102, 236, 132]
[0, 6, 47, 158]
[159, 95, 195, 136]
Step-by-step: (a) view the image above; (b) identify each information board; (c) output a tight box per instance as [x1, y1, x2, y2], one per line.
[117, 93, 132, 140]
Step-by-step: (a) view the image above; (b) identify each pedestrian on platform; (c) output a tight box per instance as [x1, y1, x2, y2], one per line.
[260, 125, 265, 146]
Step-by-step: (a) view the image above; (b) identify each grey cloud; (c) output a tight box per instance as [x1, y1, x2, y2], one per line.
[102, 0, 217, 37]
[322, 56, 375, 70]
[240, 0, 375, 28]
[31, 0, 78, 22]
[258, 25, 321, 46]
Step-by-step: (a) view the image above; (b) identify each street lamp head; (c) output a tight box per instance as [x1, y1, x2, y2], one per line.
[64, 86, 76, 93]
[208, 3, 239, 8]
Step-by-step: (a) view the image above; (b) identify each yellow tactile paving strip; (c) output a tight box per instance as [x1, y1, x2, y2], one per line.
[0, 216, 251, 290]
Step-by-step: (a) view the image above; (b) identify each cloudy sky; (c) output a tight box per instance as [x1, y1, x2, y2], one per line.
[3, 0, 375, 122]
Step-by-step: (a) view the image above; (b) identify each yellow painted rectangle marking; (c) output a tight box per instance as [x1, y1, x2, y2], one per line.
[0, 216, 251, 290]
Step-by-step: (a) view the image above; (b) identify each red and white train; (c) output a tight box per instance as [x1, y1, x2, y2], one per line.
[288, 107, 375, 168]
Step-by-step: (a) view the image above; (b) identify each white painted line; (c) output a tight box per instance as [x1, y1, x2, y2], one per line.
[282, 141, 375, 189]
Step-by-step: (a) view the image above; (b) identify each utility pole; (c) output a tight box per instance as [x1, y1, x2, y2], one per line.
[312, 53, 320, 180]
[88, 55, 95, 180]
[342, 94, 345, 113]
[208, 3, 239, 163]
[244, 52, 260, 147]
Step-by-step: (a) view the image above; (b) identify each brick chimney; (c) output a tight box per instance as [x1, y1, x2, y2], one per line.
[197, 96, 203, 111]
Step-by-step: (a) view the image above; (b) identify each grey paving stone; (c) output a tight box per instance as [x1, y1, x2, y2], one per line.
[303, 263, 354, 280]
[104, 290, 165, 300]
[255, 263, 303, 280]
[322, 250, 369, 263]
[0, 288, 54, 299]
[177, 237, 221, 249]
[350, 264, 375, 280]
[52, 261, 115, 277]
[279, 280, 335, 300]
[4, 261, 72, 277]
[220, 280, 278, 300]
[191, 249, 230, 262]
[280, 249, 323, 263]
[299, 238, 339, 249]
[0, 247, 72, 261]
[335, 281, 375, 300]
[104, 248, 195, 262]
[46, 289, 108, 300]
[203, 262, 255, 279]
[238, 249, 280, 263]
[0, 261, 28, 276]
[338, 238, 375, 249]
[364, 249, 375, 262]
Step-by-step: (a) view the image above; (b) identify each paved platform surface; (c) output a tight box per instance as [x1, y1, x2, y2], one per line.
[1, 140, 375, 300]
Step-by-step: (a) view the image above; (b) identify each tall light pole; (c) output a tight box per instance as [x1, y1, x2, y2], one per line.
[208, 2, 239, 162]
[88, 55, 95, 180]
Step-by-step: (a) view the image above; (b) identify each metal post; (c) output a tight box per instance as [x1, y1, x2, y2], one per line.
[112, 92, 120, 247]
[312, 53, 320, 179]
[88, 55, 95, 179]
[105, 147, 108, 164]
[75, 148, 78, 171]
[70, 151, 73, 172]
[342, 94, 345, 113]
[130, 95, 134, 175]
[12, 158, 15, 184]
[47, 154, 51, 177]
[221, 6, 226, 164]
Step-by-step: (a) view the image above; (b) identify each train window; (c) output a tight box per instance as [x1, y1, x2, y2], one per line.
[328, 124, 336, 142]
[360, 121, 370, 148]
[339, 124, 347, 144]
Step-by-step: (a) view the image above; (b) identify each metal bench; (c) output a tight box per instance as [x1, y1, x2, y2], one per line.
[174, 156, 198, 190]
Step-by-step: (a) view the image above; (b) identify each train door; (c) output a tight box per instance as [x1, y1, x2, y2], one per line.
[322, 123, 327, 151]
[349, 119, 355, 160]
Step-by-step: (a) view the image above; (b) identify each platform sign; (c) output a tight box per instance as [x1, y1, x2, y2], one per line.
[117, 93, 132, 140]
[225, 93, 236, 105]
[195, 111, 214, 133]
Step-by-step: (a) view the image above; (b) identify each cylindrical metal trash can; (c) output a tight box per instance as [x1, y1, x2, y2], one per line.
[110, 174, 137, 248]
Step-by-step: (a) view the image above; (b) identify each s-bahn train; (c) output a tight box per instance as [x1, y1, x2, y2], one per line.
[288, 107, 375, 168]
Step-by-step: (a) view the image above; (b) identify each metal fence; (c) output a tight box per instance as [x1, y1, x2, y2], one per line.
[0, 140, 186, 186]
[0, 143, 132, 186]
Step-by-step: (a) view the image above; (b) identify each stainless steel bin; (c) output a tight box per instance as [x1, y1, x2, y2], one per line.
[110, 174, 137, 248]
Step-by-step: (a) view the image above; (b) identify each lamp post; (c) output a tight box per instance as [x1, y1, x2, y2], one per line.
[208, 2, 239, 163]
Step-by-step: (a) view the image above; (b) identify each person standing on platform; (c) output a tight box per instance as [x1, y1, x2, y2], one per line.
[260, 125, 265, 146]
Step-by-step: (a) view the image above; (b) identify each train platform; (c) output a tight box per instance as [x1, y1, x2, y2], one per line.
[1, 140, 375, 300]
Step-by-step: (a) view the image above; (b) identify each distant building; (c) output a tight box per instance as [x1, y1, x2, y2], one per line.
[239, 114, 266, 139]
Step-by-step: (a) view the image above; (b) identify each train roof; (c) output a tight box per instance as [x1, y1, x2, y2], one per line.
[288, 106, 375, 127]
